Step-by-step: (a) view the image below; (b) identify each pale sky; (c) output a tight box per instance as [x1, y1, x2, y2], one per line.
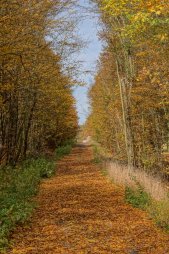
[73, 0, 102, 125]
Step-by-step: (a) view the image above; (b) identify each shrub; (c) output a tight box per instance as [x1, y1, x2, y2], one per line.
[63, 139, 76, 147]
[22, 158, 55, 178]
[125, 185, 152, 210]
[55, 144, 72, 160]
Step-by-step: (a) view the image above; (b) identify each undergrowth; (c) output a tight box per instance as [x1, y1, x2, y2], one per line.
[55, 139, 75, 160]
[149, 199, 169, 231]
[0, 143, 73, 252]
[0, 158, 55, 251]
[125, 185, 151, 210]
[92, 145, 102, 164]
[55, 144, 72, 160]
[125, 186, 169, 232]
[92, 143, 169, 233]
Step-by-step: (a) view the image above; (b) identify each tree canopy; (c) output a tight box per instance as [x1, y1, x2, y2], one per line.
[87, 0, 169, 173]
[0, 0, 80, 165]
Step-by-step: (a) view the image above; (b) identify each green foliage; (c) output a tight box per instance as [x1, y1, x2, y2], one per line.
[148, 200, 169, 232]
[62, 139, 76, 147]
[0, 142, 74, 250]
[125, 184, 169, 232]
[22, 158, 55, 179]
[92, 145, 102, 164]
[55, 144, 72, 160]
[0, 157, 55, 250]
[125, 185, 152, 209]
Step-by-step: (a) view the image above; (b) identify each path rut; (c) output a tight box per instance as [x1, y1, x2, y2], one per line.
[8, 146, 169, 254]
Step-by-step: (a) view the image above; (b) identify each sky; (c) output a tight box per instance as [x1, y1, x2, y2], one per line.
[73, 0, 103, 125]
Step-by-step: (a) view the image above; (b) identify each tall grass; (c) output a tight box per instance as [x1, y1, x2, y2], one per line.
[92, 144, 169, 231]
[104, 161, 168, 201]
[103, 160, 169, 231]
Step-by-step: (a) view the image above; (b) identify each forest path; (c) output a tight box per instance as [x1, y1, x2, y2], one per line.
[8, 146, 169, 254]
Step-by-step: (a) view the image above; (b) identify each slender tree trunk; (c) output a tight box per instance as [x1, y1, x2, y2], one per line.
[116, 60, 135, 167]
[23, 94, 37, 160]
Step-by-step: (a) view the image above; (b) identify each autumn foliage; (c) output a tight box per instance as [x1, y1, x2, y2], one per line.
[87, 0, 169, 173]
[0, 0, 79, 165]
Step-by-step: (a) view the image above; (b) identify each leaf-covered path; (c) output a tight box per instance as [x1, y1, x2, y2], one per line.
[8, 146, 169, 254]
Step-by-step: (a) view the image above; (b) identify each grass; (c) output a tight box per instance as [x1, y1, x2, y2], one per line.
[105, 161, 168, 201]
[0, 143, 73, 251]
[149, 199, 169, 231]
[91, 143, 169, 233]
[124, 185, 169, 232]
[0, 157, 55, 251]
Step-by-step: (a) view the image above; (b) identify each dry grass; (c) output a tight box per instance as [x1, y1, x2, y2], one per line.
[102, 160, 169, 230]
[103, 160, 169, 201]
[92, 143, 169, 230]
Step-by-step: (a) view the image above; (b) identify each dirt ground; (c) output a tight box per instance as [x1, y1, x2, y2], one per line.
[8, 146, 169, 254]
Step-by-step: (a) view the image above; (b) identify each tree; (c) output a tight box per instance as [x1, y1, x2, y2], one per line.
[0, 0, 80, 165]
[87, 0, 169, 173]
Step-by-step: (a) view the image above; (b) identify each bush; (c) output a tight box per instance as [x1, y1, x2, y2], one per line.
[0, 157, 55, 251]
[125, 185, 152, 210]
[22, 158, 55, 178]
[55, 144, 72, 160]
[63, 139, 76, 147]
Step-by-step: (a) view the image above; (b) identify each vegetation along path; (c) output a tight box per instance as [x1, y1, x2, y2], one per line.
[8, 146, 169, 254]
